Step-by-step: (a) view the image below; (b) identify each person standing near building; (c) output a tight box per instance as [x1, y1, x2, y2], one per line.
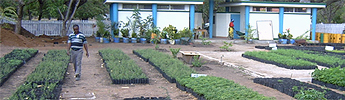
[228, 19, 235, 39]
[67, 24, 89, 81]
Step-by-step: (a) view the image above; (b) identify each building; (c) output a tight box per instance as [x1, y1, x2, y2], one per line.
[105, 0, 326, 41]
[105, 0, 204, 37]
[218, 1, 326, 40]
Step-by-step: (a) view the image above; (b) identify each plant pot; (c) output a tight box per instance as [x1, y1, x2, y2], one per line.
[140, 38, 146, 44]
[131, 38, 137, 43]
[123, 37, 129, 43]
[279, 39, 287, 44]
[175, 39, 181, 44]
[103, 38, 110, 43]
[168, 39, 175, 45]
[288, 39, 295, 44]
[247, 39, 253, 44]
[100, 37, 103, 43]
[160, 39, 167, 44]
[95, 37, 101, 42]
[113, 37, 120, 43]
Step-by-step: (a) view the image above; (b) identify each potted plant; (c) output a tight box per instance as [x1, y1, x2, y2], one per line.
[121, 28, 130, 43]
[286, 28, 294, 44]
[112, 22, 120, 43]
[102, 31, 111, 43]
[160, 31, 168, 44]
[241, 25, 256, 44]
[164, 25, 178, 44]
[131, 32, 138, 43]
[278, 33, 287, 44]
[178, 27, 193, 45]
[150, 27, 160, 44]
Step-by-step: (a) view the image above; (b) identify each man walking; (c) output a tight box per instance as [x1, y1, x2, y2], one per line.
[67, 24, 89, 81]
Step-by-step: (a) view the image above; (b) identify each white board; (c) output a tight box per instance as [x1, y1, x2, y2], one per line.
[256, 20, 274, 40]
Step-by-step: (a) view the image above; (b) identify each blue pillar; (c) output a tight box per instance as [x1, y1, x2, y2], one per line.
[152, 4, 158, 27]
[110, 3, 118, 38]
[225, 0, 230, 12]
[209, 0, 214, 38]
[312, 8, 317, 41]
[279, 7, 284, 34]
[190, 4, 195, 32]
[245, 6, 250, 38]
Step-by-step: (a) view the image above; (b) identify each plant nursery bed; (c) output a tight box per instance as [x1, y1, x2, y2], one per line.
[254, 78, 345, 99]
[111, 78, 149, 84]
[242, 54, 317, 69]
[124, 96, 171, 100]
[0, 49, 38, 87]
[255, 45, 345, 55]
[312, 79, 345, 91]
[148, 60, 176, 83]
[191, 43, 214, 47]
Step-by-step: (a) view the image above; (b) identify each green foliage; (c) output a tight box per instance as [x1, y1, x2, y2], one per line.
[312, 67, 345, 87]
[120, 28, 130, 38]
[200, 37, 211, 45]
[99, 49, 147, 80]
[292, 86, 326, 100]
[95, 15, 110, 38]
[178, 27, 193, 39]
[243, 51, 317, 67]
[131, 32, 138, 38]
[169, 48, 181, 58]
[192, 55, 205, 67]
[163, 25, 178, 39]
[111, 22, 120, 37]
[0, 49, 38, 85]
[10, 50, 69, 99]
[134, 49, 196, 80]
[219, 41, 233, 51]
[241, 24, 255, 41]
[177, 76, 275, 100]
[0, 6, 17, 19]
[270, 49, 345, 68]
[73, 0, 109, 20]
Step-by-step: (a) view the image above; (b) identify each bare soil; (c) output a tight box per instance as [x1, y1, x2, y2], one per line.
[0, 28, 297, 100]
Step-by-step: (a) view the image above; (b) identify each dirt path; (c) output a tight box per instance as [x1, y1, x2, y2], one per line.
[0, 51, 45, 100]
[59, 44, 195, 100]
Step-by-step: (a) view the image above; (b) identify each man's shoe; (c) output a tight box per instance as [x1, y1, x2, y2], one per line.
[75, 74, 80, 81]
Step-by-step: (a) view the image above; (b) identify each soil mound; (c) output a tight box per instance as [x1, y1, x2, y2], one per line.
[1, 28, 39, 47]
[2, 23, 35, 38]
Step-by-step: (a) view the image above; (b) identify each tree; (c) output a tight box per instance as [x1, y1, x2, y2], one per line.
[315, 0, 345, 23]
[196, 0, 225, 24]
[74, 0, 108, 20]
[58, 0, 81, 36]
[15, 0, 36, 34]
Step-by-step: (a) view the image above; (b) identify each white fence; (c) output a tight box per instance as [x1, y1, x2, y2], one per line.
[314, 23, 345, 34]
[21, 20, 111, 36]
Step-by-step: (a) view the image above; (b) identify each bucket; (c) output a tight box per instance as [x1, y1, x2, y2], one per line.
[175, 39, 181, 44]
[113, 37, 120, 43]
[341, 34, 345, 43]
[140, 38, 146, 44]
[123, 37, 129, 43]
[131, 38, 137, 43]
[100, 37, 103, 43]
[333, 34, 341, 43]
[323, 33, 330, 43]
[95, 37, 101, 42]
[103, 38, 110, 43]
[289, 39, 295, 44]
[316, 33, 321, 41]
[279, 39, 287, 44]
[160, 39, 167, 44]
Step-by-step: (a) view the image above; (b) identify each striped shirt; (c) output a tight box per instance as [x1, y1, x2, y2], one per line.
[68, 32, 87, 50]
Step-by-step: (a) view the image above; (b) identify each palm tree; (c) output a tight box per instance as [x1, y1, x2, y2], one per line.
[1, 6, 17, 39]
[0, 7, 18, 42]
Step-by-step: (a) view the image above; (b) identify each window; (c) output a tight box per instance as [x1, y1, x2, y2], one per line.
[123, 4, 137, 9]
[253, 7, 267, 12]
[123, 4, 152, 10]
[284, 8, 294, 12]
[295, 8, 307, 12]
[158, 4, 185, 10]
[267, 7, 279, 12]
[253, 7, 279, 12]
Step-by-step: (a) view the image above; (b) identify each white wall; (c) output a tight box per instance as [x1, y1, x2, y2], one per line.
[118, 11, 152, 37]
[195, 12, 203, 29]
[284, 14, 311, 38]
[157, 11, 189, 31]
[215, 13, 231, 37]
[250, 13, 279, 38]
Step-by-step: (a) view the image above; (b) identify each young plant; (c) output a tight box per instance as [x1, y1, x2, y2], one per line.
[150, 35, 160, 50]
[192, 55, 205, 67]
[200, 37, 211, 45]
[292, 86, 326, 100]
[219, 41, 233, 51]
[169, 48, 181, 58]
